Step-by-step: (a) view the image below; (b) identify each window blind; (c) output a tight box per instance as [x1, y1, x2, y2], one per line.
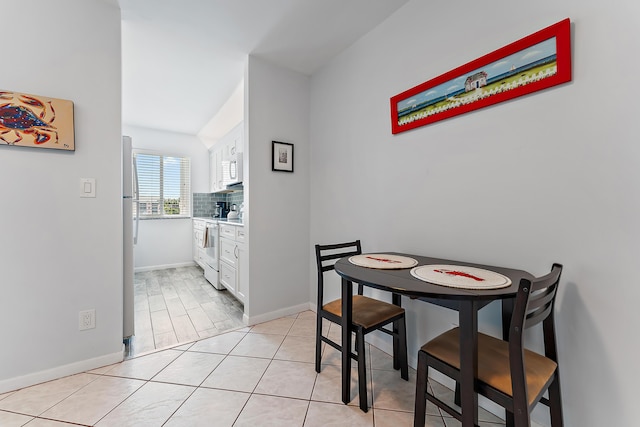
[133, 150, 191, 218]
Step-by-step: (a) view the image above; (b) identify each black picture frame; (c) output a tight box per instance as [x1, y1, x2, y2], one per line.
[272, 141, 294, 172]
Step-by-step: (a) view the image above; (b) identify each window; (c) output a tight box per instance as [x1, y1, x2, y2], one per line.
[134, 150, 191, 218]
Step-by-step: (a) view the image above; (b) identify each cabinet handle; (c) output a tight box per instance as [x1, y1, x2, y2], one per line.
[234, 245, 239, 258]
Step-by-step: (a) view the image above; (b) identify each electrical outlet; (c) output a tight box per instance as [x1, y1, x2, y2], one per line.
[79, 309, 96, 330]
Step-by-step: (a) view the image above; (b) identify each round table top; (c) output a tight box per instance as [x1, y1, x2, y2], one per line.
[334, 252, 534, 301]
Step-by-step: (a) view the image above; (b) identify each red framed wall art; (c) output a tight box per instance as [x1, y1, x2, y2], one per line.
[390, 18, 572, 134]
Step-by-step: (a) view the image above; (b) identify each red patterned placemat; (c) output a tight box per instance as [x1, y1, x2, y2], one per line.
[349, 254, 419, 269]
[410, 264, 512, 289]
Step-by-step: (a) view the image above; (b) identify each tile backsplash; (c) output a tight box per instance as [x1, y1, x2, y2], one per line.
[193, 191, 244, 218]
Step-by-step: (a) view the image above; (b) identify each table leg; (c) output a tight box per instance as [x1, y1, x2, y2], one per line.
[459, 300, 478, 427]
[341, 278, 353, 405]
[392, 293, 401, 371]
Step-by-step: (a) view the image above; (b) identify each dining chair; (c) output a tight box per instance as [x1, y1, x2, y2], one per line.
[413, 263, 564, 427]
[315, 240, 409, 412]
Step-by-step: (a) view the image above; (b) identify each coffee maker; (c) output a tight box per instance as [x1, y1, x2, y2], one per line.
[213, 201, 227, 218]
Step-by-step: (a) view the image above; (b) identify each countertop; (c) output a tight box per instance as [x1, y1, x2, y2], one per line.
[193, 217, 244, 226]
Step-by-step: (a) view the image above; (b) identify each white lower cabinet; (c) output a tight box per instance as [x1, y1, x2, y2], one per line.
[192, 219, 206, 268]
[219, 223, 246, 303]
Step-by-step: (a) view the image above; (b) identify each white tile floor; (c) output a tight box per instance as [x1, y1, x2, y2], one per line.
[0, 311, 541, 427]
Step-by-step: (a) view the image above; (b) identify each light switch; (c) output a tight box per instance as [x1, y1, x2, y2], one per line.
[80, 178, 96, 198]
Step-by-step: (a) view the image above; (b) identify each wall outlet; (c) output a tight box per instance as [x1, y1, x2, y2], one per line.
[79, 309, 96, 330]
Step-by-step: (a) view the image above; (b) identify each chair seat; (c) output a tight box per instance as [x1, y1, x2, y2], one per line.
[422, 327, 557, 406]
[323, 295, 405, 329]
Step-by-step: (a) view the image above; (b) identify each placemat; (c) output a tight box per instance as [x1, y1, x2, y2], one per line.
[410, 264, 512, 289]
[349, 254, 419, 269]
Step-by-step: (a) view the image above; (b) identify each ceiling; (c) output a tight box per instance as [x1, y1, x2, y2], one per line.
[118, 0, 408, 136]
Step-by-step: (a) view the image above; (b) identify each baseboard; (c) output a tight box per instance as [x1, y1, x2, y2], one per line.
[0, 348, 124, 394]
[245, 302, 311, 326]
[134, 261, 196, 273]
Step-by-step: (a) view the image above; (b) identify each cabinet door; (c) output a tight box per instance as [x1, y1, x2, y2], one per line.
[236, 241, 247, 303]
[220, 237, 236, 267]
[219, 260, 236, 294]
[209, 150, 220, 193]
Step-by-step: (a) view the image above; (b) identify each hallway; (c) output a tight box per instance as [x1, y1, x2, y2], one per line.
[127, 266, 244, 357]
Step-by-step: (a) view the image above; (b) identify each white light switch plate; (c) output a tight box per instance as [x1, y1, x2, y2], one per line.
[80, 178, 96, 198]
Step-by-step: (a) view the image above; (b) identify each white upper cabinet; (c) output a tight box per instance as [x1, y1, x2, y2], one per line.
[209, 122, 243, 192]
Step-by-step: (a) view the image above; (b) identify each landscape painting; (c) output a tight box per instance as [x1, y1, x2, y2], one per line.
[390, 18, 572, 134]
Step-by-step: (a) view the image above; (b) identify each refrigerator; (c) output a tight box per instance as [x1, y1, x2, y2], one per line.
[122, 135, 139, 340]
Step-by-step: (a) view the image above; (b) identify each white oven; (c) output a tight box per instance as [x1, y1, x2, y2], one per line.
[203, 221, 222, 290]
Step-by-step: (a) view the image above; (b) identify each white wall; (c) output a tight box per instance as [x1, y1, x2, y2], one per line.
[0, 0, 123, 391]
[123, 125, 209, 270]
[245, 57, 311, 322]
[310, 1, 640, 426]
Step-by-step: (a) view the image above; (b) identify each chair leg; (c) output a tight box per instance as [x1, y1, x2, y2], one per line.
[393, 319, 399, 370]
[397, 317, 409, 380]
[315, 315, 323, 373]
[548, 374, 564, 427]
[413, 350, 428, 427]
[356, 328, 368, 412]
[505, 411, 514, 427]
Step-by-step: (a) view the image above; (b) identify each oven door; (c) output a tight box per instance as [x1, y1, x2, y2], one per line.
[205, 223, 219, 264]
[203, 222, 223, 290]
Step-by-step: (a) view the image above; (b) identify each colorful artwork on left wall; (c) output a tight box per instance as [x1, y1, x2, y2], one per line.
[0, 90, 74, 151]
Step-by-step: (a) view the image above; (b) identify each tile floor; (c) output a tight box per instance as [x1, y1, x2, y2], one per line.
[0, 311, 544, 427]
[127, 266, 245, 357]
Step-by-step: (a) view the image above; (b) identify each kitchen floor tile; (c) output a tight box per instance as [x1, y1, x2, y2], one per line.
[233, 394, 309, 427]
[171, 314, 201, 342]
[0, 410, 33, 426]
[21, 419, 80, 426]
[154, 330, 179, 349]
[0, 373, 97, 416]
[230, 332, 285, 359]
[128, 266, 245, 358]
[371, 368, 417, 412]
[304, 401, 374, 426]
[95, 382, 194, 426]
[254, 360, 317, 399]
[186, 306, 216, 332]
[4, 310, 517, 427]
[100, 349, 182, 380]
[163, 387, 249, 427]
[187, 330, 246, 354]
[152, 351, 225, 386]
[248, 316, 295, 335]
[375, 408, 446, 427]
[200, 355, 270, 392]
[311, 363, 372, 407]
[39, 376, 145, 425]
[274, 334, 316, 363]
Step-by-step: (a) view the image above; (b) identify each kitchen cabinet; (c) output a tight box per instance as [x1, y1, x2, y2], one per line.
[192, 219, 206, 268]
[219, 223, 246, 303]
[209, 122, 243, 192]
[209, 148, 222, 192]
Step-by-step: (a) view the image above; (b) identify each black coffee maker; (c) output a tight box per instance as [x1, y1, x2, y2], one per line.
[214, 201, 227, 218]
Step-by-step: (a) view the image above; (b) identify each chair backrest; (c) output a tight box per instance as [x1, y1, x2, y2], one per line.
[508, 263, 563, 405]
[315, 240, 362, 309]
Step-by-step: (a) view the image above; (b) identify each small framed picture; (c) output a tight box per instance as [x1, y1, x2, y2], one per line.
[272, 141, 294, 172]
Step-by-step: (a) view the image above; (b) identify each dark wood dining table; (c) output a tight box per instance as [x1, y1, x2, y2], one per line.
[334, 252, 535, 427]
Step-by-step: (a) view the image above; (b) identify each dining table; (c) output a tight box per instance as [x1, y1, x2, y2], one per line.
[333, 252, 535, 427]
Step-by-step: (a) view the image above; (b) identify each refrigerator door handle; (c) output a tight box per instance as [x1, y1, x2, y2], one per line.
[133, 155, 140, 245]
[134, 201, 140, 245]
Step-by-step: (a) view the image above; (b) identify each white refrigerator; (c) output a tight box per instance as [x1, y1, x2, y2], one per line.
[122, 135, 138, 340]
